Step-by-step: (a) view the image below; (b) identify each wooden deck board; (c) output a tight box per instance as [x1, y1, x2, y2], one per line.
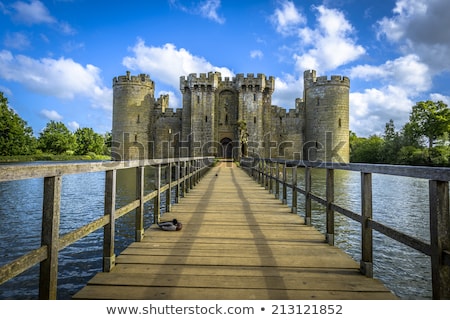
[73, 161, 397, 300]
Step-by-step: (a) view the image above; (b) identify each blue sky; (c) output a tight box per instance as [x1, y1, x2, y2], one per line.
[1, 0, 450, 137]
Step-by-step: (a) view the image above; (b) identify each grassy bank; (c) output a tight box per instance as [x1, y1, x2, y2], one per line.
[0, 153, 111, 163]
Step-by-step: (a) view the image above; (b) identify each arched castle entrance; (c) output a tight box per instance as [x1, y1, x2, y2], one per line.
[220, 137, 233, 159]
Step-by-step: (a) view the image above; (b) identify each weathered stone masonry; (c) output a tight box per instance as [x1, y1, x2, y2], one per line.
[111, 69, 350, 163]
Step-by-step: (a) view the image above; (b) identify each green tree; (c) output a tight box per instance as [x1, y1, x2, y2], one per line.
[38, 121, 77, 154]
[0, 92, 36, 155]
[350, 134, 384, 163]
[408, 100, 450, 149]
[381, 119, 402, 163]
[74, 127, 105, 155]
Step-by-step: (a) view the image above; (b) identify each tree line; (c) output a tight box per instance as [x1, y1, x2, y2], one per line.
[0, 92, 111, 158]
[350, 100, 450, 166]
[2, 91, 449, 165]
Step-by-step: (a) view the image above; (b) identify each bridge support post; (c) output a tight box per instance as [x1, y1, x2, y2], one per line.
[305, 166, 312, 225]
[360, 172, 373, 277]
[429, 180, 450, 299]
[326, 169, 334, 245]
[135, 166, 144, 242]
[291, 166, 297, 213]
[275, 162, 280, 199]
[39, 175, 62, 299]
[175, 161, 180, 203]
[166, 163, 172, 212]
[282, 163, 287, 205]
[154, 165, 161, 224]
[103, 170, 116, 272]
[268, 165, 273, 194]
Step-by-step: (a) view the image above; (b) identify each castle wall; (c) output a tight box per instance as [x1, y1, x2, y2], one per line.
[149, 108, 182, 159]
[112, 70, 350, 163]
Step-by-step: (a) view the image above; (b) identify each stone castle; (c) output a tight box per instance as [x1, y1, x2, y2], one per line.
[111, 70, 350, 163]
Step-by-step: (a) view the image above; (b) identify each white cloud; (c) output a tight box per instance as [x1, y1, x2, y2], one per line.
[271, 73, 303, 109]
[348, 54, 432, 136]
[270, 0, 306, 35]
[40, 109, 63, 121]
[0, 50, 112, 110]
[349, 54, 431, 95]
[293, 5, 365, 72]
[429, 93, 450, 106]
[350, 86, 414, 136]
[169, 0, 225, 24]
[10, 0, 56, 25]
[199, 0, 225, 24]
[123, 39, 234, 91]
[377, 0, 450, 72]
[6, 0, 75, 34]
[4, 32, 30, 50]
[67, 121, 80, 131]
[250, 50, 263, 59]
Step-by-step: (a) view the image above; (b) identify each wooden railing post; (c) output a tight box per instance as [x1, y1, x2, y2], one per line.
[264, 161, 268, 189]
[305, 166, 312, 225]
[282, 162, 287, 204]
[154, 164, 161, 224]
[166, 163, 172, 212]
[275, 162, 280, 199]
[259, 160, 263, 185]
[39, 175, 62, 299]
[175, 161, 180, 203]
[291, 165, 297, 214]
[269, 165, 273, 194]
[360, 172, 373, 277]
[103, 170, 116, 272]
[429, 180, 450, 299]
[326, 168, 335, 245]
[135, 166, 144, 242]
[185, 161, 190, 193]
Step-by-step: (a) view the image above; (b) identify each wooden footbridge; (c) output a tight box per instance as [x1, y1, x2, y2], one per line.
[73, 161, 395, 299]
[1, 157, 449, 299]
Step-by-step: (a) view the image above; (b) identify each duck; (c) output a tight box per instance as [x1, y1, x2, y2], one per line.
[158, 218, 182, 231]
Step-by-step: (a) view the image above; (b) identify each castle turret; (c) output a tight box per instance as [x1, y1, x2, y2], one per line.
[303, 70, 350, 163]
[112, 71, 154, 160]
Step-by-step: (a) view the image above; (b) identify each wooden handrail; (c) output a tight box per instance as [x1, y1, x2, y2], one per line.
[0, 157, 213, 299]
[242, 157, 450, 300]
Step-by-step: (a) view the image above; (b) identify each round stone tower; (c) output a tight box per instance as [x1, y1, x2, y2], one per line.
[112, 71, 155, 160]
[303, 70, 350, 163]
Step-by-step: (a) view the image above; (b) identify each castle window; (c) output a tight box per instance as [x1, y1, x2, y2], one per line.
[197, 95, 200, 104]
[338, 118, 342, 127]
[205, 116, 208, 123]
[225, 114, 228, 125]
[253, 94, 256, 101]
[137, 114, 140, 123]
[254, 117, 256, 124]
[135, 134, 138, 142]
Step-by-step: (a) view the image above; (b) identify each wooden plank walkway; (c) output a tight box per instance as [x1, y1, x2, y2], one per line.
[73, 161, 397, 300]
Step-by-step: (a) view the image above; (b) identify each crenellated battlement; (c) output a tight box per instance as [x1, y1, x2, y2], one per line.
[235, 73, 275, 91]
[303, 70, 350, 88]
[113, 71, 154, 88]
[180, 72, 221, 90]
[180, 72, 275, 92]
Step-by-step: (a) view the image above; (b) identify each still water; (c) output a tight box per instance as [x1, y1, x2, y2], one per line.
[0, 166, 435, 299]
